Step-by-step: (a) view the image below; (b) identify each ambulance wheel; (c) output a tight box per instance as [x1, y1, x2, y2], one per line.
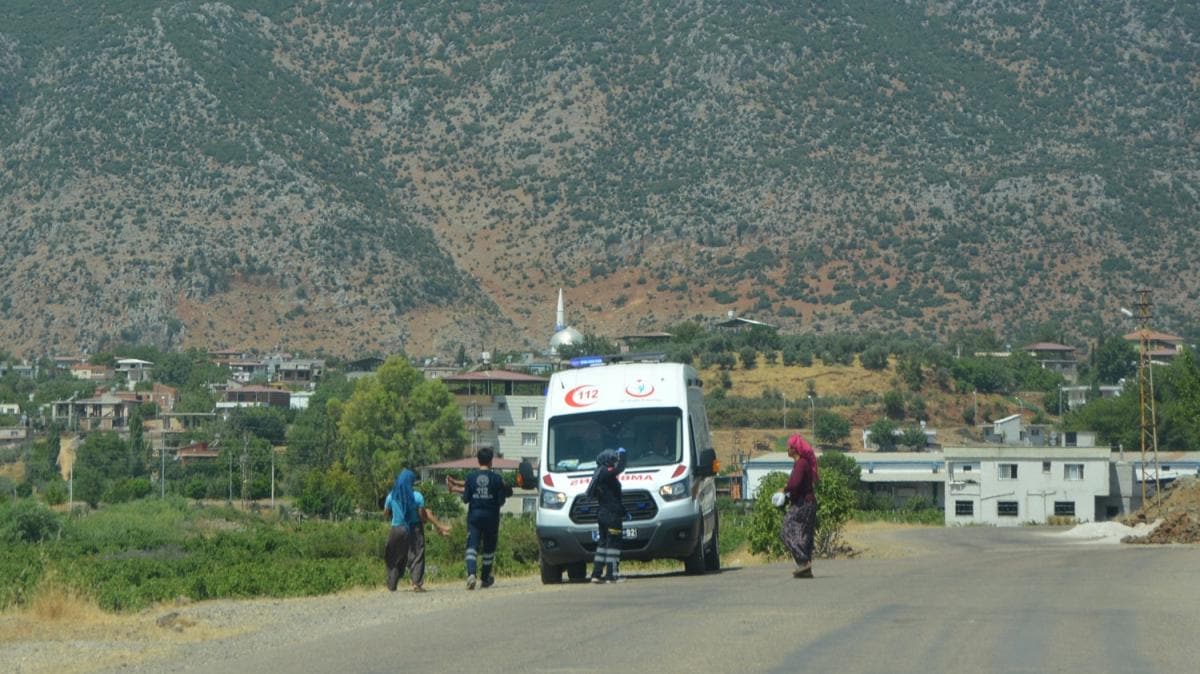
[704, 512, 721, 572]
[566, 561, 588, 582]
[539, 555, 563, 584]
[683, 520, 707, 575]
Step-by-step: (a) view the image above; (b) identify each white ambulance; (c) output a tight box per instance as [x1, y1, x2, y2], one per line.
[535, 357, 720, 583]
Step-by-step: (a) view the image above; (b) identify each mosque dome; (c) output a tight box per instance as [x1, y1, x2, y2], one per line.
[550, 326, 583, 354]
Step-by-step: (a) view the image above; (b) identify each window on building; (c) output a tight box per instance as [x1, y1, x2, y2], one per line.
[521, 432, 538, 447]
[955, 500, 974, 516]
[1043, 461, 1051, 473]
[522, 406, 538, 421]
[1064, 464, 1084, 481]
[1054, 501, 1076, 517]
[999, 463, 1018, 480]
[997, 501, 1019, 517]
[496, 428, 505, 435]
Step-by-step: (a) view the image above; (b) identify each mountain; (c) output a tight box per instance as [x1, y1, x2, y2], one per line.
[2, 1, 1198, 358]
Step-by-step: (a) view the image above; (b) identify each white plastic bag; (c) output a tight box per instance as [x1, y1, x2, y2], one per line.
[770, 491, 786, 508]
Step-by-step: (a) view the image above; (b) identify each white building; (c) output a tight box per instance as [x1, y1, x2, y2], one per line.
[115, 358, 154, 386]
[743, 452, 944, 507]
[744, 445, 1121, 526]
[441, 370, 548, 462]
[945, 446, 1111, 525]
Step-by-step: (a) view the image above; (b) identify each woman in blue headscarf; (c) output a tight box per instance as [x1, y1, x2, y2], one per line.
[384, 468, 450, 592]
[384, 469, 419, 591]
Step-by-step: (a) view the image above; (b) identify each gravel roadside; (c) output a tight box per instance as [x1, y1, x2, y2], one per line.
[0, 523, 928, 674]
[2, 575, 558, 674]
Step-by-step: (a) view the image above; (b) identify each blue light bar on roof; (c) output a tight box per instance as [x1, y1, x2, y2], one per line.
[569, 355, 606, 367]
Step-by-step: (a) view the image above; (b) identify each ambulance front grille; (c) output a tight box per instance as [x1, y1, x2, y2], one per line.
[569, 489, 658, 524]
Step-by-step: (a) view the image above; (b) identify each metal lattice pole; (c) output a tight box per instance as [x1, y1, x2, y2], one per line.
[1135, 289, 1161, 506]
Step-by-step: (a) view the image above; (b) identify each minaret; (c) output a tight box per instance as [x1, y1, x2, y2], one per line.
[555, 288, 566, 331]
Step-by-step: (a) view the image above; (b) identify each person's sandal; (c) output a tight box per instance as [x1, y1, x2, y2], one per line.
[411, 585, 426, 592]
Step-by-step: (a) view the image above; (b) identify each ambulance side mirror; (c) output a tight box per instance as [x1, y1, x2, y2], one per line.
[695, 448, 718, 477]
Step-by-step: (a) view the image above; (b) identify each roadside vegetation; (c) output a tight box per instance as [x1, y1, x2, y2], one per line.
[3, 324, 1200, 613]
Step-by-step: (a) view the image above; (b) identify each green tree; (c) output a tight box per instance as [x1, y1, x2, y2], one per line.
[337, 357, 467, 509]
[882, 390, 906, 420]
[287, 374, 354, 475]
[748, 472, 789, 558]
[868, 418, 899, 451]
[739, 346, 758, 370]
[73, 433, 130, 507]
[896, 354, 924, 391]
[813, 410, 851, 447]
[128, 406, 147, 478]
[860, 346, 889, 370]
[814, 469, 856, 556]
[1093, 336, 1137, 385]
[899, 425, 928, 450]
[817, 450, 861, 492]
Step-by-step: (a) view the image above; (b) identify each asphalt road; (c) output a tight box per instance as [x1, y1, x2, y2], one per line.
[162, 526, 1199, 674]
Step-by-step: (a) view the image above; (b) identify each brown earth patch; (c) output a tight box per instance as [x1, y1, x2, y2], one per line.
[1122, 476, 1200, 544]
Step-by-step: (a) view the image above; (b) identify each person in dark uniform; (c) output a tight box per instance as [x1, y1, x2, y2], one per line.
[461, 448, 512, 590]
[586, 446, 627, 583]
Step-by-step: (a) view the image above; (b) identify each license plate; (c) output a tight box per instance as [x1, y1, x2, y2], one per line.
[592, 528, 639, 541]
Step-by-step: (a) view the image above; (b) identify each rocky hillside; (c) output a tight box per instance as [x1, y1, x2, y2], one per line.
[2, 1, 1198, 357]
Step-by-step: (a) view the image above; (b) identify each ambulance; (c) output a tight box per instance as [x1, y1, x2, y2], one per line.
[534, 357, 720, 583]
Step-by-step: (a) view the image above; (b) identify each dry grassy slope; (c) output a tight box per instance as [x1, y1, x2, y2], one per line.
[2, 1, 1199, 357]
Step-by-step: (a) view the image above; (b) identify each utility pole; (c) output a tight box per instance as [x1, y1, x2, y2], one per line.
[241, 431, 248, 506]
[1135, 289, 1161, 506]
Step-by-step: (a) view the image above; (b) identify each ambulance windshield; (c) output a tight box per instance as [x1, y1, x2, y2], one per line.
[547, 408, 683, 472]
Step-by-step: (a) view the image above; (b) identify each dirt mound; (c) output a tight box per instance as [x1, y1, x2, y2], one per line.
[1122, 476, 1200, 544]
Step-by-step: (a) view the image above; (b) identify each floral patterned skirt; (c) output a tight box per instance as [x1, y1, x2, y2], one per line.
[781, 500, 817, 566]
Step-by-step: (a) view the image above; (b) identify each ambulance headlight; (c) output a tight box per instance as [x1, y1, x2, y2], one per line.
[540, 489, 567, 509]
[659, 478, 690, 501]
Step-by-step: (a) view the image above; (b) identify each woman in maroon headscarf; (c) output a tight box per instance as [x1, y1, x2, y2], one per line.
[779, 433, 819, 578]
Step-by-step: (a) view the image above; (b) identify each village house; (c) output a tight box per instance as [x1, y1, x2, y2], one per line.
[70, 363, 113, 381]
[439, 369, 548, 462]
[150, 383, 179, 414]
[114, 358, 154, 385]
[0, 427, 28, 446]
[51, 392, 139, 431]
[216, 385, 290, 413]
[1021, 342, 1078, 383]
[227, 359, 267, 383]
[1124, 329, 1185, 363]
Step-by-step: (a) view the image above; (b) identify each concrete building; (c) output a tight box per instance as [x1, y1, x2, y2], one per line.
[744, 444, 1129, 526]
[1021, 342, 1078, 383]
[743, 451, 945, 508]
[217, 386, 290, 413]
[440, 370, 548, 462]
[945, 446, 1111, 525]
[1060, 384, 1122, 411]
[114, 358, 154, 385]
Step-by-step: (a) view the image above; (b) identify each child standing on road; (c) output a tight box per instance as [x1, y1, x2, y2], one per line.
[586, 447, 627, 583]
[461, 448, 512, 590]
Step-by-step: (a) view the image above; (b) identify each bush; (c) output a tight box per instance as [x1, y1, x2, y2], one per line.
[42, 480, 68, 506]
[747, 467, 857, 560]
[747, 472, 788, 558]
[0, 499, 63, 543]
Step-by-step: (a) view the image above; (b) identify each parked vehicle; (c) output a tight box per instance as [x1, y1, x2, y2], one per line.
[535, 358, 720, 583]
